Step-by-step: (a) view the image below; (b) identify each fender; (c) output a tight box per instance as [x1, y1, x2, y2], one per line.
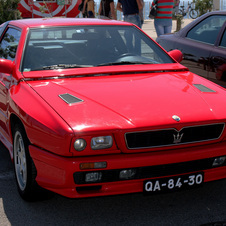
[7, 80, 74, 157]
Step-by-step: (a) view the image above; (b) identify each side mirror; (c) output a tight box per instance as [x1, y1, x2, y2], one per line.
[0, 59, 14, 74]
[168, 49, 183, 63]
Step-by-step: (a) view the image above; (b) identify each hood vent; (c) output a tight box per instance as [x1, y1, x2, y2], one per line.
[193, 84, 216, 93]
[59, 93, 83, 105]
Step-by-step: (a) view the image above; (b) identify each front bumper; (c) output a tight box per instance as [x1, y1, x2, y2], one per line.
[29, 142, 226, 198]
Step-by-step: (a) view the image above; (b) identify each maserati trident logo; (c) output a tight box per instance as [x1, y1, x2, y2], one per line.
[173, 132, 184, 144]
[172, 115, 181, 122]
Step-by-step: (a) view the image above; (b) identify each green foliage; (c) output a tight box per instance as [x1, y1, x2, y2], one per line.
[39, 1, 53, 17]
[194, 0, 213, 16]
[172, 13, 184, 32]
[0, 0, 22, 24]
[175, 14, 183, 32]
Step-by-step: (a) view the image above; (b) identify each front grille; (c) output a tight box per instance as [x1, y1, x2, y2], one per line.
[125, 123, 225, 149]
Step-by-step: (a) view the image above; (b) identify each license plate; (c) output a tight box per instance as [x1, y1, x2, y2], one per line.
[143, 172, 204, 194]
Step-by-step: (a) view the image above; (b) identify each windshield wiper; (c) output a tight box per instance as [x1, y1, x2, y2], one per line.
[42, 64, 91, 70]
[97, 61, 153, 67]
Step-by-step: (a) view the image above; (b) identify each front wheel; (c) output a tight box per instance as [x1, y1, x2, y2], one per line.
[13, 124, 50, 201]
[189, 9, 198, 19]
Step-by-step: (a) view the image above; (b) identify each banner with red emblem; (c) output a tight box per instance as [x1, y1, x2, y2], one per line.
[18, 0, 81, 18]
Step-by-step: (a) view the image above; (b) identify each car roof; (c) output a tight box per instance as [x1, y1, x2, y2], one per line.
[9, 18, 131, 28]
[207, 10, 226, 15]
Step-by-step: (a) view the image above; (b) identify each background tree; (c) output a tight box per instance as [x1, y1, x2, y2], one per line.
[0, 0, 22, 24]
[39, 1, 53, 17]
[194, 0, 213, 16]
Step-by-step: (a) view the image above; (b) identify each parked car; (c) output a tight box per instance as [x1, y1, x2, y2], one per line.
[157, 11, 226, 87]
[1, 18, 226, 201]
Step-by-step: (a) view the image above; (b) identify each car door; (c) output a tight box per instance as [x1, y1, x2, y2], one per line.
[208, 22, 226, 87]
[179, 36, 213, 79]
[180, 15, 226, 81]
[0, 25, 21, 138]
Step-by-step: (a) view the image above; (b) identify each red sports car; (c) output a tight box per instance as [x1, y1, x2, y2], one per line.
[0, 18, 226, 201]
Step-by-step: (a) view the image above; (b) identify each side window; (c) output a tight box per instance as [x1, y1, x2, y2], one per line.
[186, 15, 226, 45]
[0, 27, 21, 61]
[219, 28, 226, 48]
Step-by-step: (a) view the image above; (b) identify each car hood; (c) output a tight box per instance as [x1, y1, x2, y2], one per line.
[28, 70, 226, 133]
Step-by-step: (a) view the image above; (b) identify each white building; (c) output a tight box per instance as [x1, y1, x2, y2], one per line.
[219, 0, 226, 10]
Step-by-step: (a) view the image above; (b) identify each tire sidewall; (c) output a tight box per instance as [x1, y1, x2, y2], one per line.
[13, 124, 36, 199]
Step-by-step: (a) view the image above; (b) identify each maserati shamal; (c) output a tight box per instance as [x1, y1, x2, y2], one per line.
[0, 18, 226, 201]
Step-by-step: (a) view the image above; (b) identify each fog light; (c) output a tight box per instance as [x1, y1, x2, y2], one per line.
[212, 156, 226, 167]
[85, 172, 102, 183]
[74, 139, 86, 151]
[119, 169, 136, 179]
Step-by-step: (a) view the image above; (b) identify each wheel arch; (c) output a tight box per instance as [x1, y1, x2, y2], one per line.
[10, 113, 29, 145]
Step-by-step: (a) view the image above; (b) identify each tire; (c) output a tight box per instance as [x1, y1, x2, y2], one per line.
[13, 124, 52, 201]
[189, 9, 198, 19]
[178, 9, 185, 17]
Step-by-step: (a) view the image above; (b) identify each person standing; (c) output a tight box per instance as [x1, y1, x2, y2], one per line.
[116, 0, 143, 28]
[83, 0, 95, 18]
[99, 0, 117, 20]
[79, 0, 88, 18]
[150, 0, 174, 37]
[173, 0, 180, 15]
[139, 0, 144, 28]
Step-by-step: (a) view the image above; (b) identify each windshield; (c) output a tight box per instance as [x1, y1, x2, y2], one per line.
[22, 25, 174, 72]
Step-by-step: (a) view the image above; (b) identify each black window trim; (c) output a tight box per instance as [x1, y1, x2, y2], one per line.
[217, 21, 226, 47]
